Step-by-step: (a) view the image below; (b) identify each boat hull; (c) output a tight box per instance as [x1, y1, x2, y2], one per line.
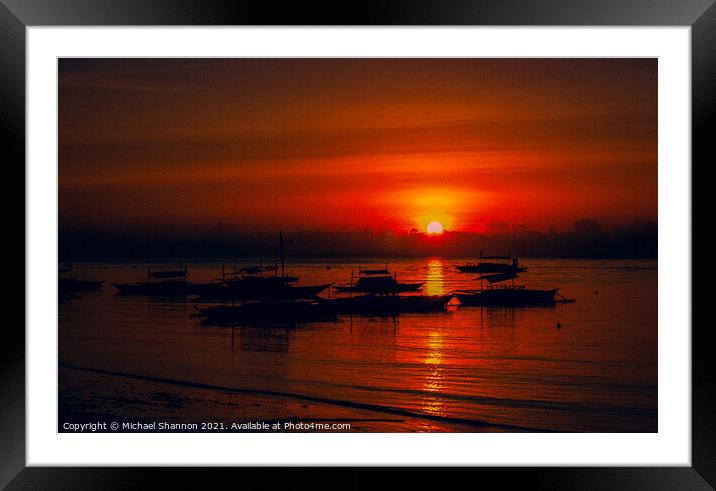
[333, 282, 424, 294]
[195, 283, 331, 301]
[455, 288, 559, 306]
[455, 264, 526, 273]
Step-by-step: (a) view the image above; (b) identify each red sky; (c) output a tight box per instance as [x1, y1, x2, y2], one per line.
[59, 58, 657, 234]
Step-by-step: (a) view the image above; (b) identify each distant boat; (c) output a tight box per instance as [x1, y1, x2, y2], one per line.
[454, 257, 566, 307]
[231, 265, 299, 283]
[235, 265, 264, 275]
[455, 253, 526, 274]
[59, 264, 103, 293]
[195, 279, 331, 301]
[194, 233, 330, 301]
[334, 267, 423, 294]
[113, 266, 192, 295]
[455, 287, 559, 306]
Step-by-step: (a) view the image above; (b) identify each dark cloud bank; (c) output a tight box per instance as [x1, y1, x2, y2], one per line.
[60, 218, 656, 261]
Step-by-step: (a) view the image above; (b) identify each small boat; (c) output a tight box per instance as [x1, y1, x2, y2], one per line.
[334, 267, 423, 294]
[455, 287, 559, 306]
[235, 265, 264, 275]
[231, 265, 299, 283]
[195, 280, 331, 301]
[224, 273, 304, 291]
[58, 264, 103, 293]
[454, 257, 566, 307]
[113, 266, 192, 295]
[319, 294, 451, 315]
[455, 253, 526, 274]
[195, 233, 330, 301]
[188, 264, 299, 297]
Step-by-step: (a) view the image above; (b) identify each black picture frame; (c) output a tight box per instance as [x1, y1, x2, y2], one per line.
[1, 0, 711, 488]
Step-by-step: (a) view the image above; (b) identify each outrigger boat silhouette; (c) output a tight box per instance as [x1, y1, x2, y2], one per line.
[59, 263, 103, 294]
[454, 252, 527, 274]
[333, 267, 423, 294]
[454, 257, 573, 307]
[193, 233, 331, 301]
[113, 266, 191, 295]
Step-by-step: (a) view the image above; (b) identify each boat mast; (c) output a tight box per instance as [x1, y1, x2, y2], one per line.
[279, 231, 285, 278]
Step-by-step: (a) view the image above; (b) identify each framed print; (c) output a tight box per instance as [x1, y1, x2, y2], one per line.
[1, 0, 713, 488]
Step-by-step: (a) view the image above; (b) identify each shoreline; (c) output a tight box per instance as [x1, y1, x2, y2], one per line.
[59, 366, 512, 433]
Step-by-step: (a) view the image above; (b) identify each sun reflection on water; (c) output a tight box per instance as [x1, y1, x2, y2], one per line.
[424, 258, 446, 296]
[422, 330, 446, 417]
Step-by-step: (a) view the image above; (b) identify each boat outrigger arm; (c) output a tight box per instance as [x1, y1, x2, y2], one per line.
[476, 272, 519, 284]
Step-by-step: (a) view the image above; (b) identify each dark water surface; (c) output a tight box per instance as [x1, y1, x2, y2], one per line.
[58, 258, 657, 432]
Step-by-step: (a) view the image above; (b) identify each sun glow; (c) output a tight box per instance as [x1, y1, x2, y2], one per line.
[427, 221, 444, 234]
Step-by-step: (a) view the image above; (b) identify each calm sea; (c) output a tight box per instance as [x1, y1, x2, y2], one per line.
[58, 258, 657, 432]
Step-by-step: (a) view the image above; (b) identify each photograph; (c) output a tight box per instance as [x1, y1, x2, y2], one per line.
[57, 57, 658, 434]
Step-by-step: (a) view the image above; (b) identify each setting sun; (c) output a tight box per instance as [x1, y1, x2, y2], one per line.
[427, 221, 444, 234]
